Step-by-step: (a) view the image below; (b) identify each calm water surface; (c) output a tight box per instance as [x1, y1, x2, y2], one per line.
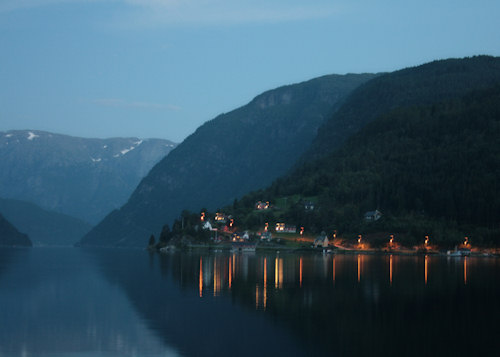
[0, 248, 498, 357]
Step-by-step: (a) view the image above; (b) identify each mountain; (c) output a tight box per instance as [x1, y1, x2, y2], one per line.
[0, 213, 32, 247]
[307, 55, 500, 160]
[79, 73, 377, 247]
[0, 198, 92, 246]
[230, 58, 500, 246]
[0, 130, 176, 224]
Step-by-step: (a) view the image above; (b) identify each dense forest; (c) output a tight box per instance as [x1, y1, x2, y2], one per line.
[230, 86, 500, 246]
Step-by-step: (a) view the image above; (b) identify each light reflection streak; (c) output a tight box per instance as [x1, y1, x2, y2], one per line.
[228, 256, 232, 289]
[255, 284, 259, 309]
[390, 254, 393, 286]
[263, 257, 267, 310]
[332, 256, 336, 285]
[424, 255, 428, 285]
[357, 255, 361, 283]
[464, 257, 467, 285]
[213, 259, 217, 296]
[199, 257, 203, 297]
[299, 257, 303, 288]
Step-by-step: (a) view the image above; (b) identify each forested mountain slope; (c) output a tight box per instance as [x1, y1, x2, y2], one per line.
[236, 85, 500, 245]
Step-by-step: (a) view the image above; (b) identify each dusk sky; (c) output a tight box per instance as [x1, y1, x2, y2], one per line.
[1, 0, 499, 143]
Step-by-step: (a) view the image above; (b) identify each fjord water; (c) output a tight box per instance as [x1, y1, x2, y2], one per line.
[0, 248, 498, 357]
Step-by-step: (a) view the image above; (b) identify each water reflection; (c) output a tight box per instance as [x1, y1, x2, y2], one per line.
[0, 248, 177, 357]
[1, 248, 498, 357]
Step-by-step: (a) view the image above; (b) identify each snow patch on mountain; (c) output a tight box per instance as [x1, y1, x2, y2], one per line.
[27, 132, 39, 141]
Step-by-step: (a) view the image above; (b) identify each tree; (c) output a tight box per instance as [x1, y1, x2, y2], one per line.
[148, 234, 156, 247]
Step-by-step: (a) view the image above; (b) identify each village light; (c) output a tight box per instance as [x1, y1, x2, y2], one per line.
[229, 219, 234, 227]
[358, 235, 362, 244]
[389, 234, 394, 244]
[300, 227, 304, 236]
[425, 236, 429, 245]
[464, 236, 469, 246]
[264, 222, 268, 232]
[200, 212, 205, 222]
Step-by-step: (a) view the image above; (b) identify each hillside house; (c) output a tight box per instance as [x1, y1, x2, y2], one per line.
[304, 201, 315, 211]
[215, 212, 228, 224]
[255, 201, 270, 210]
[275, 223, 297, 233]
[364, 210, 382, 221]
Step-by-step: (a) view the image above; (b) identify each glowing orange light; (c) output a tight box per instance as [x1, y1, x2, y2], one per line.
[300, 227, 304, 236]
[425, 236, 429, 245]
[200, 212, 205, 222]
[464, 236, 469, 246]
[389, 234, 394, 244]
[229, 219, 234, 227]
[264, 223, 268, 232]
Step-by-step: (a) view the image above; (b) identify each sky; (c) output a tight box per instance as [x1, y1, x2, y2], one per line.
[0, 0, 499, 143]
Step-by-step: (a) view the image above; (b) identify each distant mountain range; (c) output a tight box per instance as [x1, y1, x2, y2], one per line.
[79, 73, 377, 246]
[0, 130, 176, 224]
[0, 198, 91, 246]
[0, 213, 32, 247]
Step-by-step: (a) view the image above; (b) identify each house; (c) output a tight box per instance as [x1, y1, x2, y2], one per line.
[364, 210, 382, 221]
[304, 201, 315, 211]
[214, 212, 227, 224]
[275, 223, 296, 233]
[202, 221, 213, 231]
[314, 232, 329, 248]
[260, 231, 272, 241]
[255, 201, 270, 210]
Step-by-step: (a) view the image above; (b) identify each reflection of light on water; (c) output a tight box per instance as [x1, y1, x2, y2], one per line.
[263, 258, 267, 310]
[213, 258, 222, 296]
[299, 257, 303, 288]
[464, 257, 467, 285]
[425, 255, 428, 285]
[228, 256, 232, 289]
[357, 255, 362, 283]
[390, 254, 393, 286]
[274, 257, 283, 289]
[199, 257, 203, 297]
[255, 284, 259, 309]
[332, 256, 335, 285]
